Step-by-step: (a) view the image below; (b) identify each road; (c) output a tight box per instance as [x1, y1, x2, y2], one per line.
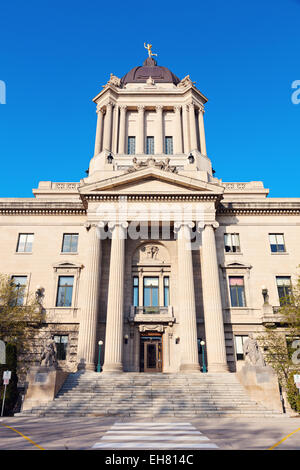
[0, 416, 300, 451]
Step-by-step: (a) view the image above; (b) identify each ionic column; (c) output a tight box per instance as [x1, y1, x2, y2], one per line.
[103, 101, 113, 151]
[174, 222, 200, 373]
[155, 105, 163, 154]
[112, 105, 119, 154]
[118, 105, 127, 154]
[77, 223, 103, 370]
[182, 105, 190, 153]
[94, 108, 104, 156]
[198, 107, 207, 156]
[136, 105, 145, 154]
[189, 102, 198, 151]
[198, 222, 228, 372]
[174, 106, 183, 154]
[102, 222, 128, 373]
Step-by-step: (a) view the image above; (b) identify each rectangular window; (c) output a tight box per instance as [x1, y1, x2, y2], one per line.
[235, 335, 248, 360]
[133, 276, 139, 307]
[143, 277, 159, 307]
[224, 233, 241, 253]
[16, 234, 34, 253]
[128, 136, 136, 155]
[56, 276, 74, 307]
[62, 234, 78, 253]
[165, 136, 173, 155]
[229, 276, 246, 307]
[276, 276, 292, 305]
[269, 234, 286, 253]
[146, 136, 154, 154]
[163, 277, 169, 307]
[53, 335, 68, 360]
[11, 276, 27, 306]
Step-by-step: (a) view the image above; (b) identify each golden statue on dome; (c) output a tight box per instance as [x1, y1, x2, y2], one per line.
[144, 43, 157, 58]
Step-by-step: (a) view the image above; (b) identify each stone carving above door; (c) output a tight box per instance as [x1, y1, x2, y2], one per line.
[132, 243, 170, 265]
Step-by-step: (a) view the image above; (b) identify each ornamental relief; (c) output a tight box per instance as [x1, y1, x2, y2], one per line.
[132, 243, 170, 265]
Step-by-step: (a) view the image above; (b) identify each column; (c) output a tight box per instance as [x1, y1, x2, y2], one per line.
[189, 102, 198, 151]
[77, 223, 103, 370]
[174, 222, 200, 372]
[182, 104, 190, 153]
[93, 108, 104, 156]
[118, 105, 127, 154]
[102, 222, 128, 373]
[112, 105, 119, 154]
[198, 107, 207, 156]
[199, 222, 228, 372]
[155, 105, 163, 154]
[103, 101, 113, 151]
[174, 106, 183, 154]
[136, 105, 145, 154]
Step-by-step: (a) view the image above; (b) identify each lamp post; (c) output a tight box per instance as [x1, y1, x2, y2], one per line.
[200, 340, 207, 373]
[97, 340, 103, 372]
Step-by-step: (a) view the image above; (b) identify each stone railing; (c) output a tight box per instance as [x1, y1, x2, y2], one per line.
[129, 306, 175, 324]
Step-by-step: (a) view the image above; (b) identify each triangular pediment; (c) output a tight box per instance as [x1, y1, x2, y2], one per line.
[79, 167, 224, 195]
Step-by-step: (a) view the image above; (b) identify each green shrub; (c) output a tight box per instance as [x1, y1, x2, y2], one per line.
[286, 374, 300, 413]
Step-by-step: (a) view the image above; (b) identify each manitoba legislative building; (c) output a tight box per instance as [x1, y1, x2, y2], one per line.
[2, 51, 300, 383]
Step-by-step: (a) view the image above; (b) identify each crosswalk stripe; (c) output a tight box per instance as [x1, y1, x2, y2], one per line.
[92, 422, 219, 450]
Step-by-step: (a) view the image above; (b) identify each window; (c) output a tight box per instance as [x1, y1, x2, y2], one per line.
[11, 276, 27, 306]
[53, 335, 68, 360]
[276, 276, 292, 305]
[16, 234, 34, 253]
[128, 136, 136, 155]
[165, 136, 173, 155]
[229, 276, 246, 307]
[235, 335, 248, 360]
[56, 276, 74, 307]
[133, 276, 139, 307]
[224, 233, 241, 253]
[163, 277, 169, 307]
[269, 234, 286, 253]
[146, 136, 154, 154]
[143, 277, 159, 307]
[62, 234, 78, 253]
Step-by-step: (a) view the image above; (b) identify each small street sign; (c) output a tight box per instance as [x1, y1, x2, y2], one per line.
[3, 371, 11, 380]
[3, 378, 9, 385]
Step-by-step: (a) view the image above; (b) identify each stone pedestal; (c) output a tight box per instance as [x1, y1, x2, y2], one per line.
[22, 366, 68, 411]
[236, 362, 282, 412]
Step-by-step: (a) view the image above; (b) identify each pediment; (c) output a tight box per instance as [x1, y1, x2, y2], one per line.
[79, 167, 224, 196]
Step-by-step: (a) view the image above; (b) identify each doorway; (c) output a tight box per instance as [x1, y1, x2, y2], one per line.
[140, 334, 163, 372]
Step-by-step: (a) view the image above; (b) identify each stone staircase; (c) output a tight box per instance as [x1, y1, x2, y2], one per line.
[17, 371, 283, 418]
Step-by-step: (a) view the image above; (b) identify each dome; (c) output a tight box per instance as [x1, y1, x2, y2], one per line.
[121, 57, 180, 86]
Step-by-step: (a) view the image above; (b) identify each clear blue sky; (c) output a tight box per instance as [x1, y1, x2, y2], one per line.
[0, 0, 299, 198]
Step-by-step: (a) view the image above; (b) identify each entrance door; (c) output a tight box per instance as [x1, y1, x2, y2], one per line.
[140, 335, 163, 372]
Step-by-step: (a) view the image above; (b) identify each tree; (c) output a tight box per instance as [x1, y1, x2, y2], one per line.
[258, 274, 300, 412]
[0, 274, 43, 414]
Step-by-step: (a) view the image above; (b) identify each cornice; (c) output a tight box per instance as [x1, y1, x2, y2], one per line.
[218, 202, 300, 216]
[82, 193, 222, 202]
[0, 202, 86, 216]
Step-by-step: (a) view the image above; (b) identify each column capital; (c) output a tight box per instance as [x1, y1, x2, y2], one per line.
[120, 104, 127, 111]
[197, 221, 219, 231]
[174, 105, 181, 112]
[105, 101, 114, 109]
[96, 105, 105, 114]
[137, 105, 145, 112]
[155, 105, 163, 111]
[108, 221, 129, 232]
[174, 221, 195, 233]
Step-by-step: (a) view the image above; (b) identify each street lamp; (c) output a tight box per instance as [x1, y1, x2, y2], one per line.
[200, 340, 207, 373]
[97, 340, 103, 372]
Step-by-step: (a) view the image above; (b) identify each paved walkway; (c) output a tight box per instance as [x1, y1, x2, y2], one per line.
[92, 422, 219, 450]
[1, 416, 300, 450]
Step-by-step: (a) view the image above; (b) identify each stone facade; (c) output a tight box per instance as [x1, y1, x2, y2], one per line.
[1, 56, 299, 376]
